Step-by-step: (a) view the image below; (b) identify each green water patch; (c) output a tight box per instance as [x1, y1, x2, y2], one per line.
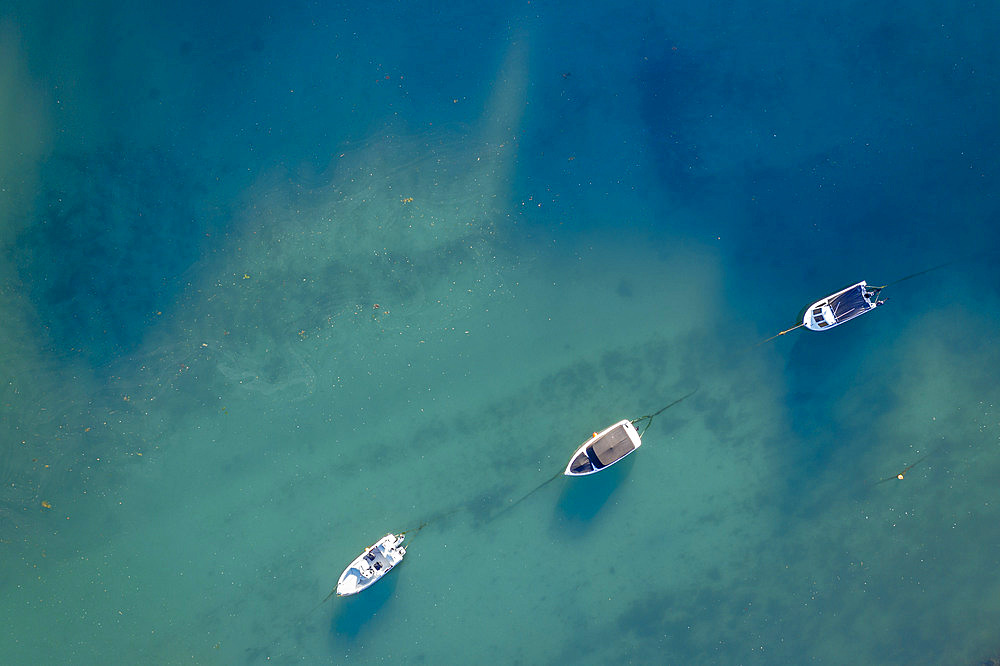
[0, 86, 536, 656]
[2, 228, 724, 663]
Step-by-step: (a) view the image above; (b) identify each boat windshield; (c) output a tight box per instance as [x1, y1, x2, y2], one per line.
[569, 451, 594, 474]
[588, 424, 635, 467]
[828, 284, 872, 322]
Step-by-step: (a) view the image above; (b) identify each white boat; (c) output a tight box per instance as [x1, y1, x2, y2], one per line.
[803, 280, 884, 331]
[336, 533, 407, 596]
[564, 419, 642, 476]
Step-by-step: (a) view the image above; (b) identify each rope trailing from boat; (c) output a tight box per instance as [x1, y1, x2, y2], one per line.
[492, 389, 699, 523]
[400, 521, 429, 538]
[488, 470, 563, 523]
[872, 449, 937, 485]
[753, 257, 969, 347]
[400, 501, 467, 542]
[631, 388, 698, 437]
[881, 258, 963, 288]
[755, 322, 806, 347]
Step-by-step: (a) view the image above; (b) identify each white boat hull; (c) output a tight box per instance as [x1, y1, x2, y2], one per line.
[803, 280, 881, 331]
[336, 533, 407, 596]
[564, 419, 642, 476]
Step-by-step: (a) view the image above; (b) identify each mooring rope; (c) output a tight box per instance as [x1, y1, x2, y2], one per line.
[881, 259, 962, 288]
[755, 322, 806, 348]
[754, 258, 960, 348]
[631, 388, 698, 437]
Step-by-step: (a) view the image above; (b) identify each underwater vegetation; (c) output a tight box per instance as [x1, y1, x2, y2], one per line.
[10, 145, 210, 365]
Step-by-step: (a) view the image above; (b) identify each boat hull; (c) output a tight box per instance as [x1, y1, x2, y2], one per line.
[564, 419, 642, 476]
[336, 533, 407, 596]
[802, 280, 879, 331]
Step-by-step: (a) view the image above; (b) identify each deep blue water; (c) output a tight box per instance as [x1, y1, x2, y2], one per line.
[2, 1, 999, 663]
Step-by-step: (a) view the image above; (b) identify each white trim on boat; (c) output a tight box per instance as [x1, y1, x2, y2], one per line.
[803, 280, 884, 331]
[564, 419, 642, 476]
[336, 533, 407, 596]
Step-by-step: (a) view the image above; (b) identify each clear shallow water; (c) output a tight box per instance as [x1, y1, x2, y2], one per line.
[2, 1, 999, 663]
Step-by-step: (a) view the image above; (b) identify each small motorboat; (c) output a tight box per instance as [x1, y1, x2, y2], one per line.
[803, 280, 884, 331]
[336, 533, 407, 596]
[564, 419, 642, 476]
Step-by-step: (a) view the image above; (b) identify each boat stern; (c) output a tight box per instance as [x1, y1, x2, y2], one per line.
[335, 533, 408, 596]
[564, 420, 641, 476]
[804, 281, 879, 331]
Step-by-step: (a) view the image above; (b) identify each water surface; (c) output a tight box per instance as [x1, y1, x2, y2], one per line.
[2, 1, 999, 663]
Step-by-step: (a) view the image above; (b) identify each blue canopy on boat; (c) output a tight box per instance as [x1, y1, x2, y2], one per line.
[828, 284, 873, 322]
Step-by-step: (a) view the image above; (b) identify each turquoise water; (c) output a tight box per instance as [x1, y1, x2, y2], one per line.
[2, 1, 999, 663]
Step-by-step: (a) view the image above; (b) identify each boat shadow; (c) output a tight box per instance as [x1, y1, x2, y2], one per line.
[328, 573, 397, 640]
[553, 457, 632, 532]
